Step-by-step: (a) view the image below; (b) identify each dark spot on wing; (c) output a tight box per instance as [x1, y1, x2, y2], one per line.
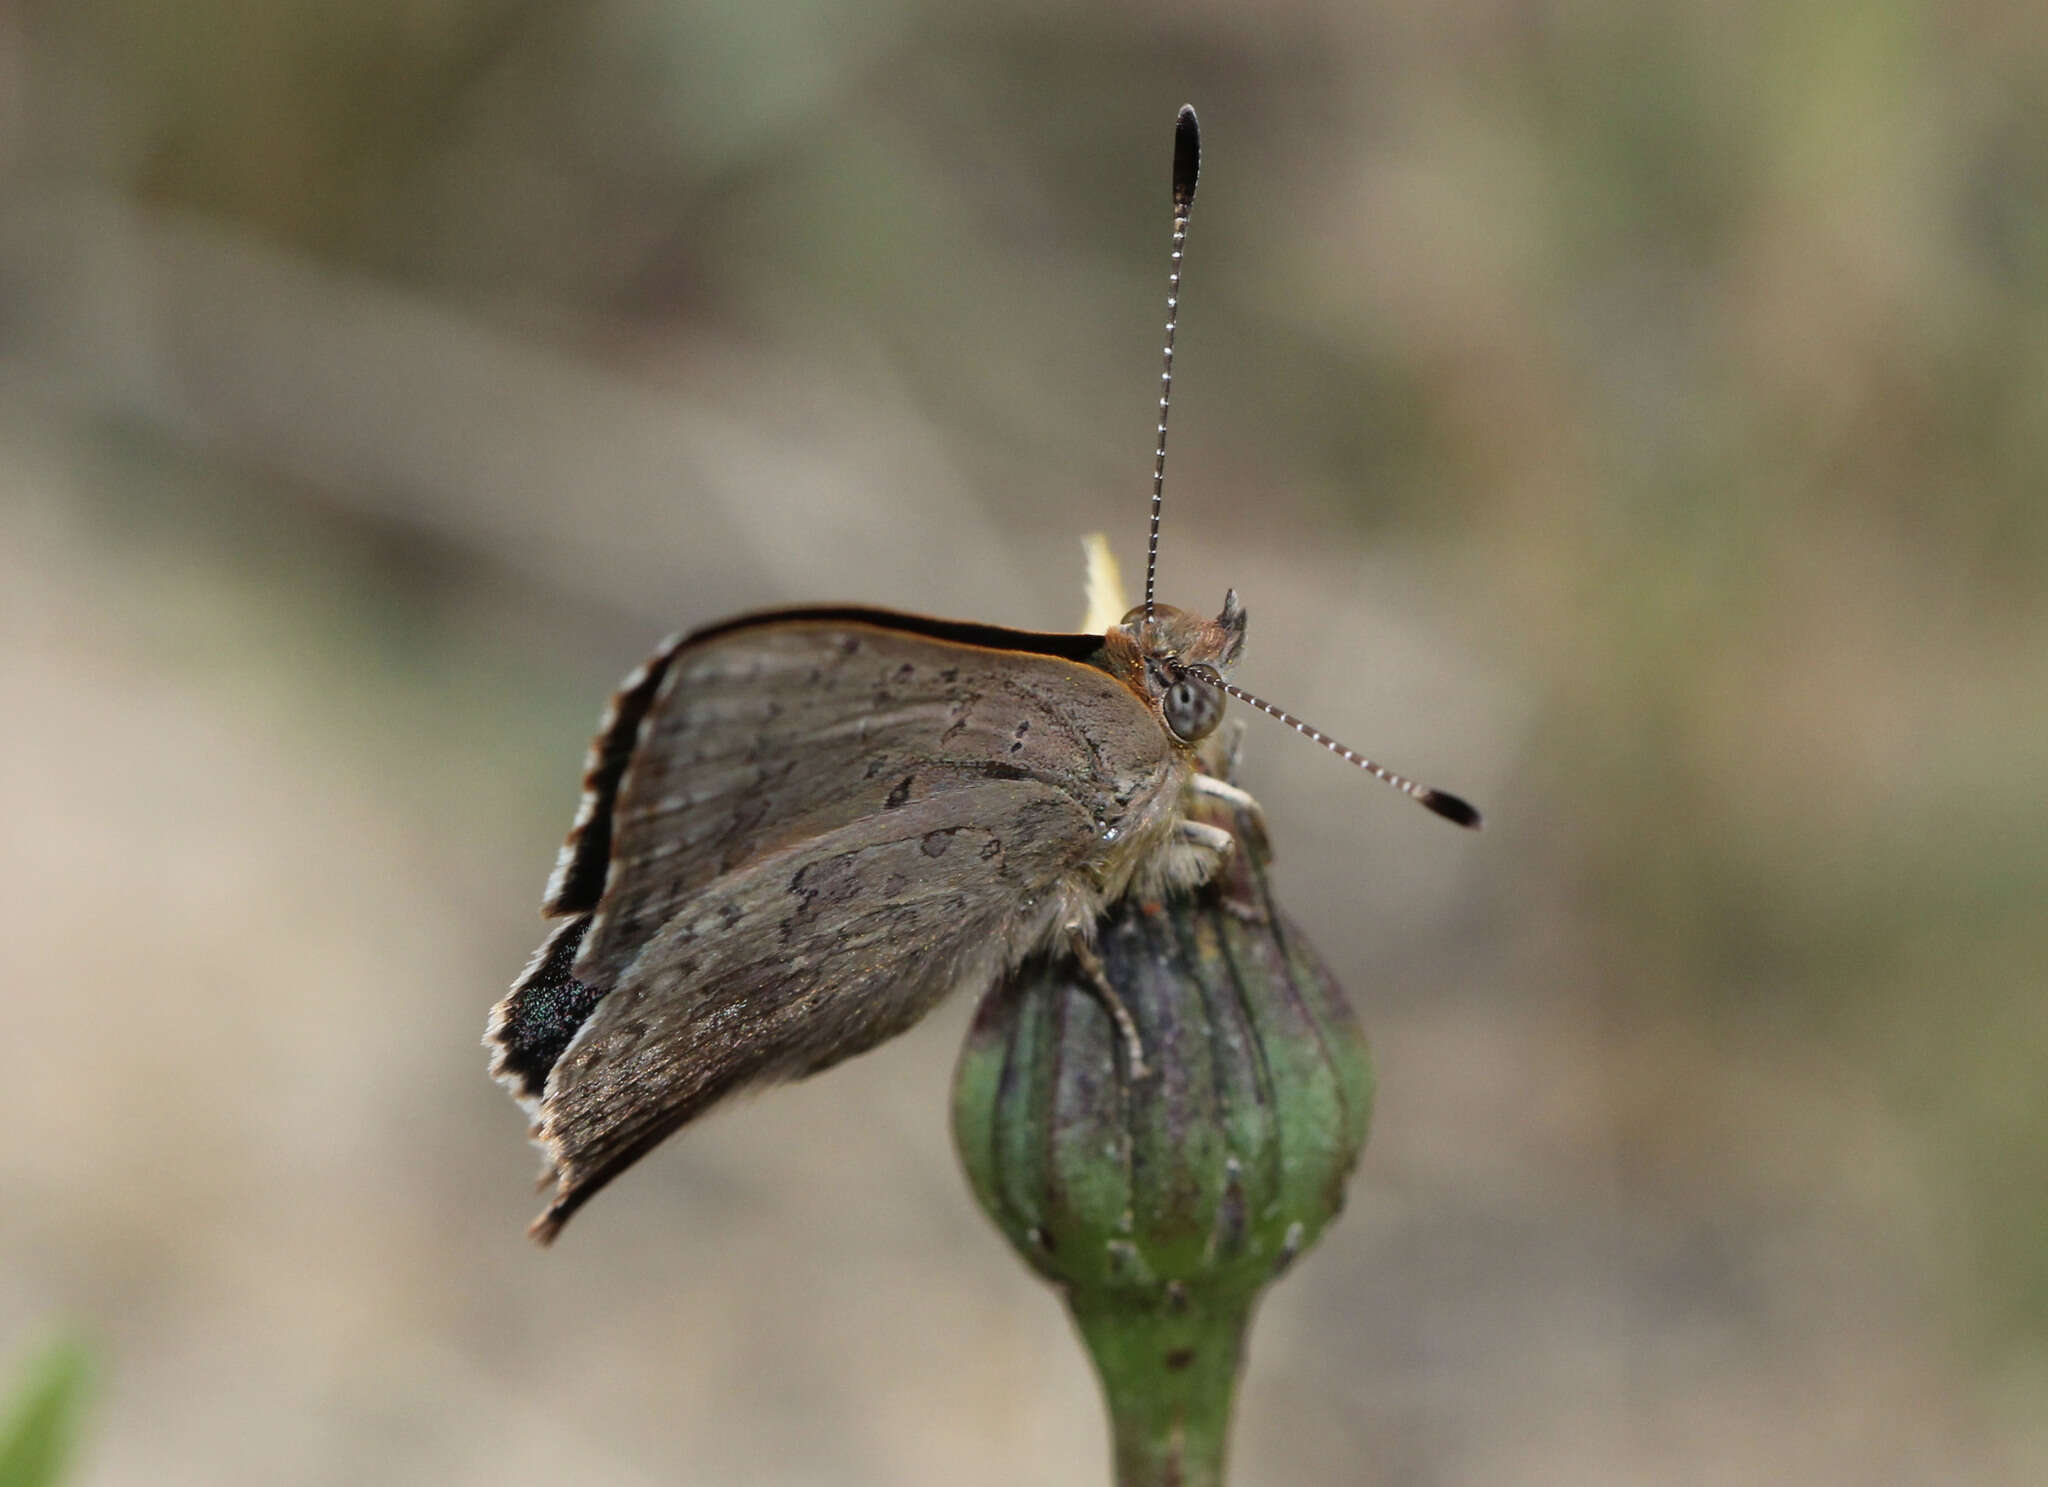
[492, 916, 605, 1100]
[886, 774, 915, 809]
[920, 829, 955, 858]
[980, 761, 1031, 782]
[783, 852, 868, 940]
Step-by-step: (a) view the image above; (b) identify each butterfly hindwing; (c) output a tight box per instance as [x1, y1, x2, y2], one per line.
[528, 778, 1096, 1238]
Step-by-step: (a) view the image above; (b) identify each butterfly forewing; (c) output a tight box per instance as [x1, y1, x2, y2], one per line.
[575, 616, 1181, 986]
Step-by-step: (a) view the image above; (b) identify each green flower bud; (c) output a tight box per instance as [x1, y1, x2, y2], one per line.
[952, 784, 1373, 1486]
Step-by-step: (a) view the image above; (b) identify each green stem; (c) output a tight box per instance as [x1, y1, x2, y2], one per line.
[1068, 1286, 1254, 1487]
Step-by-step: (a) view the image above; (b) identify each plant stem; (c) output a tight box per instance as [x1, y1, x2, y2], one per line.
[1068, 1287, 1254, 1487]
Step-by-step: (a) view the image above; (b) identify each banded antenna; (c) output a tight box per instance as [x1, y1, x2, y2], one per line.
[1137, 109, 1480, 832]
[1184, 664, 1484, 829]
[1143, 104, 1201, 625]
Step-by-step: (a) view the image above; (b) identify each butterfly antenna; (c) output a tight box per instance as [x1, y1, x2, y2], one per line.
[1144, 104, 1201, 626]
[1193, 669, 1483, 829]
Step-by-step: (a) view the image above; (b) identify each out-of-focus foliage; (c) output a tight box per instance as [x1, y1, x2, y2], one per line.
[0, 1342, 91, 1487]
[6, 2, 2046, 1483]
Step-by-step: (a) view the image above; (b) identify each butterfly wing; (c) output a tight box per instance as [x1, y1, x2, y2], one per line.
[575, 613, 1153, 989]
[488, 610, 1189, 1238]
[528, 777, 1099, 1239]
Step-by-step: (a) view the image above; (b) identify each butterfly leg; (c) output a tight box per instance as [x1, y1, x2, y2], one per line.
[1188, 772, 1258, 811]
[1175, 817, 1237, 860]
[1187, 773, 1270, 861]
[1070, 935, 1152, 1081]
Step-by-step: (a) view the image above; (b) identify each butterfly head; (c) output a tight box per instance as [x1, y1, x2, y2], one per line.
[1107, 591, 1246, 745]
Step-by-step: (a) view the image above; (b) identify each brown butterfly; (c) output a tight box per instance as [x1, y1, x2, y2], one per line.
[487, 107, 1478, 1242]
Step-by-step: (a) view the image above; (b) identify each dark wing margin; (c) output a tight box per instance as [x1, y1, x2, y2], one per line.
[683, 604, 1107, 666]
[541, 634, 689, 916]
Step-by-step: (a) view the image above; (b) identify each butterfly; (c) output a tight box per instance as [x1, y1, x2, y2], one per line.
[487, 106, 1478, 1242]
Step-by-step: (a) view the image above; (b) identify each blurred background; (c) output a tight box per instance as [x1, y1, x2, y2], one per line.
[5, 2, 2046, 1482]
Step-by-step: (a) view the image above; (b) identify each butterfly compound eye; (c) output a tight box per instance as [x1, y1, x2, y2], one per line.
[1162, 672, 1226, 743]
